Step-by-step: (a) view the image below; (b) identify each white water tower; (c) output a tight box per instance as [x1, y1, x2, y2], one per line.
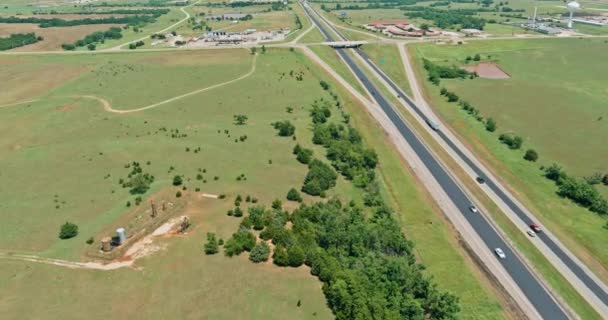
[567, 1, 580, 28]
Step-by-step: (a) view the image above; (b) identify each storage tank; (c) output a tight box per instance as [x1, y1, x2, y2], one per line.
[101, 237, 112, 252]
[116, 228, 127, 245]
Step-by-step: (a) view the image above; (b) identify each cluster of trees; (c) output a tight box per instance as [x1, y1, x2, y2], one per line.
[0, 15, 160, 28]
[128, 40, 145, 49]
[286, 187, 303, 202]
[404, 7, 487, 30]
[312, 123, 378, 188]
[224, 228, 256, 256]
[0, 33, 41, 51]
[423, 59, 476, 85]
[293, 144, 313, 164]
[498, 133, 523, 150]
[302, 159, 338, 196]
[119, 161, 155, 195]
[544, 164, 608, 216]
[204, 233, 220, 254]
[262, 199, 460, 319]
[61, 27, 123, 51]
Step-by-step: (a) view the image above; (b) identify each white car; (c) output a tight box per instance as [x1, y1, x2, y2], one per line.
[469, 205, 478, 213]
[527, 230, 536, 237]
[494, 248, 506, 259]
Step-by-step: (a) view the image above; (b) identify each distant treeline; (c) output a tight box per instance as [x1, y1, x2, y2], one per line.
[0, 33, 41, 51]
[62, 27, 123, 50]
[85, 0, 186, 7]
[0, 15, 161, 28]
[32, 8, 170, 15]
[404, 7, 486, 30]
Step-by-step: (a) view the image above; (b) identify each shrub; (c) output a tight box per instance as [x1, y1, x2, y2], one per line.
[485, 118, 497, 132]
[86, 237, 94, 245]
[172, 175, 183, 186]
[499, 133, 523, 149]
[272, 120, 295, 136]
[273, 245, 289, 266]
[234, 206, 243, 217]
[249, 242, 270, 263]
[176, 191, 182, 198]
[59, 222, 78, 239]
[287, 188, 303, 202]
[294, 144, 313, 164]
[204, 233, 219, 255]
[523, 149, 538, 162]
[233, 114, 248, 125]
[319, 80, 330, 90]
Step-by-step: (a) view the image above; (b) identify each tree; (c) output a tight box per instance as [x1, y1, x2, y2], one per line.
[249, 242, 270, 263]
[233, 114, 248, 125]
[523, 149, 538, 162]
[204, 232, 219, 254]
[287, 188, 303, 202]
[87, 43, 96, 51]
[59, 222, 78, 239]
[172, 175, 183, 186]
[287, 244, 305, 267]
[603, 173, 608, 186]
[473, 54, 481, 61]
[319, 80, 330, 91]
[485, 118, 497, 132]
[261, 45, 266, 54]
[250, 47, 257, 55]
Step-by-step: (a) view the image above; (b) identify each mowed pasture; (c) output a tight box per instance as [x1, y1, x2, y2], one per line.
[410, 38, 608, 280]
[0, 48, 344, 319]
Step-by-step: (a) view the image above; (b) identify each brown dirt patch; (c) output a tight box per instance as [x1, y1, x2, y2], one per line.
[55, 105, 73, 112]
[463, 62, 510, 79]
[0, 23, 121, 51]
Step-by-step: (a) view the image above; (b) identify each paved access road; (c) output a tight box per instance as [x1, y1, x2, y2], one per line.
[300, 2, 569, 319]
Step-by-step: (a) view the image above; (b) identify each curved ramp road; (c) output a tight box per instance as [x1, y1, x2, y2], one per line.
[300, 2, 569, 319]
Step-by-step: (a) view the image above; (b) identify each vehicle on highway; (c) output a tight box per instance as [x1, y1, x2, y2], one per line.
[469, 205, 478, 213]
[476, 177, 485, 184]
[494, 248, 506, 259]
[527, 230, 537, 237]
[426, 119, 440, 131]
[530, 224, 542, 233]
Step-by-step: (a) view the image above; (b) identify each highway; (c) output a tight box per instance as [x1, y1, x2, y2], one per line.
[300, 2, 570, 319]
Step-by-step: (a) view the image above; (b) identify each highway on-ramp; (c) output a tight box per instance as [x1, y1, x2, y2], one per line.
[300, 2, 570, 319]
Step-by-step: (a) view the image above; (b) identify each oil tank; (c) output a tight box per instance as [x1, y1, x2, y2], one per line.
[101, 237, 112, 252]
[116, 228, 127, 245]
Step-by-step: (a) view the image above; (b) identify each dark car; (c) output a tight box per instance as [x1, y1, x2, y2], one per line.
[476, 177, 486, 184]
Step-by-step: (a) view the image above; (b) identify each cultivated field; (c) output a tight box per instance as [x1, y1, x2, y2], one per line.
[410, 38, 608, 281]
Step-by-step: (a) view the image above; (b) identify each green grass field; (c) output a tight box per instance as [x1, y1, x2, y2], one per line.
[0, 48, 347, 318]
[0, 41, 510, 318]
[360, 43, 413, 97]
[410, 38, 608, 283]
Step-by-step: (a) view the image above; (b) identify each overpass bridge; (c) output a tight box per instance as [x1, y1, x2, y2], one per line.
[322, 41, 367, 48]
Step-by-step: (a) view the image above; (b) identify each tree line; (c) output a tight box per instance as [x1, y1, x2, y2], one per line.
[423, 58, 477, 85]
[61, 27, 123, 50]
[33, 8, 170, 15]
[544, 164, 608, 217]
[0, 33, 41, 51]
[0, 14, 161, 28]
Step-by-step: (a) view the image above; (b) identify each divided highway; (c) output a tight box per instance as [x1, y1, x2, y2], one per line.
[300, 2, 570, 319]
[313, 6, 608, 316]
